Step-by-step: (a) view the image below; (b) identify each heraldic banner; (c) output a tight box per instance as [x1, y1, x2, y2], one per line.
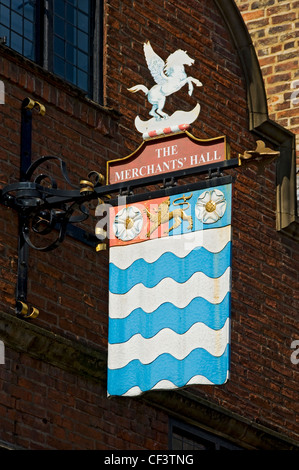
[107, 182, 232, 397]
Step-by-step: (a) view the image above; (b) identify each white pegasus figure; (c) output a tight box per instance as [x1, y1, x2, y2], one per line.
[128, 41, 202, 120]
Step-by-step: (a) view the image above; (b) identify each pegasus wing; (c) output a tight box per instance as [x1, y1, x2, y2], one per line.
[143, 41, 167, 85]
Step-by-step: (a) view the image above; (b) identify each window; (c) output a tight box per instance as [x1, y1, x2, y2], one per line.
[0, 0, 36, 60]
[169, 420, 243, 451]
[0, 0, 102, 101]
[51, 0, 93, 93]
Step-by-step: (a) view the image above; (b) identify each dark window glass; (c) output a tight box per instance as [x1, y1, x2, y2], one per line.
[0, 0, 102, 101]
[0, 0, 36, 60]
[170, 420, 243, 451]
[52, 0, 92, 93]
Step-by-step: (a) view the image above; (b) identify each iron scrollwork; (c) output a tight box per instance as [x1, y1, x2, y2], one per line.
[1, 155, 102, 252]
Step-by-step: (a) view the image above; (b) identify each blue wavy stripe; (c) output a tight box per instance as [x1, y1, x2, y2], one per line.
[107, 345, 230, 396]
[108, 293, 231, 344]
[109, 243, 232, 294]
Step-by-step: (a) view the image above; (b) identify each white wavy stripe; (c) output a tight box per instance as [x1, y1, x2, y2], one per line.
[109, 267, 231, 319]
[121, 372, 230, 397]
[108, 318, 230, 369]
[109, 225, 231, 270]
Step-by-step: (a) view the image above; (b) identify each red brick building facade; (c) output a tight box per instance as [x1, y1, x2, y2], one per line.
[0, 0, 298, 450]
[236, 0, 299, 161]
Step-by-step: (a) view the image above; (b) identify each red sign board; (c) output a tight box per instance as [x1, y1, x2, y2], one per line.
[106, 132, 229, 185]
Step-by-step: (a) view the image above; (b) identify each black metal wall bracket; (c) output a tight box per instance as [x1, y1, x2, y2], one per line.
[16, 98, 45, 319]
[0, 98, 105, 319]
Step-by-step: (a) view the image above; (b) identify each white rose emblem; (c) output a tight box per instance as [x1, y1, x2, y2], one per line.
[195, 189, 227, 224]
[113, 206, 143, 241]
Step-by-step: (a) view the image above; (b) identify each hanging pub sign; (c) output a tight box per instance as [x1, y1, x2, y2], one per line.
[101, 41, 233, 397]
[107, 182, 232, 397]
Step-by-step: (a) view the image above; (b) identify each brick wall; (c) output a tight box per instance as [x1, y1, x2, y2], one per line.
[0, 0, 298, 450]
[0, 349, 168, 450]
[235, 0, 299, 163]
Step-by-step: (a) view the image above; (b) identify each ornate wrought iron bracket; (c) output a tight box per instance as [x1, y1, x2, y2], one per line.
[0, 99, 109, 318]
